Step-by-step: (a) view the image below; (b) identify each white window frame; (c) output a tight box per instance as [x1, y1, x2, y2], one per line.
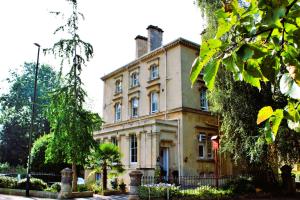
[150, 92, 158, 114]
[115, 80, 122, 94]
[115, 103, 121, 122]
[131, 98, 139, 118]
[130, 72, 139, 87]
[198, 132, 213, 160]
[130, 134, 137, 164]
[150, 64, 159, 80]
[200, 89, 208, 111]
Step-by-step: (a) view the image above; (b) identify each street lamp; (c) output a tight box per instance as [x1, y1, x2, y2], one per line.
[26, 43, 40, 197]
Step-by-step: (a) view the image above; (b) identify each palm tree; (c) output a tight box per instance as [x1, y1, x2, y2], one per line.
[89, 143, 123, 190]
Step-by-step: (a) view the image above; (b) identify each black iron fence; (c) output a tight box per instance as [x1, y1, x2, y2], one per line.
[141, 175, 235, 188]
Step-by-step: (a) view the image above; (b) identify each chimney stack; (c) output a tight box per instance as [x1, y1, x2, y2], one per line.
[147, 25, 163, 52]
[135, 35, 148, 58]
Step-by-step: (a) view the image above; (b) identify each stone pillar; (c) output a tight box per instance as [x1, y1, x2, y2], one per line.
[128, 170, 143, 200]
[59, 168, 73, 199]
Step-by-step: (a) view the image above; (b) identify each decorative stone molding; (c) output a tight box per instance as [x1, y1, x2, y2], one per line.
[128, 170, 143, 200]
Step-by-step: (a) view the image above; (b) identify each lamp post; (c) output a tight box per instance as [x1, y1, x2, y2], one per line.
[26, 43, 40, 197]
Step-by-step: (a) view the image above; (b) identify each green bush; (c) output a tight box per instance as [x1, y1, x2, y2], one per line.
[78, 184, 88, 192]
[0, 163, 10, 173]
[138, 184, 180, 199]
[0, 176, 17, 188]
[222, 176, 255, 194]
[45, 182, 61, 192]
[111, 178, 118, 190]
[119, 181, 126, 192]
[181, 185, 233, 199]
[87, 182, 102, 194]
[16, 178, 47, 191]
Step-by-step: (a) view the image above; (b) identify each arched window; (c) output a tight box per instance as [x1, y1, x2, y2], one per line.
[150, 64, 159, 80]
[130, 72, 139, 87]
[131, 97, 139, 118]
[200, 89, 208, 111]
[150, 92, 159, 114]
[114, 103, 121, 122]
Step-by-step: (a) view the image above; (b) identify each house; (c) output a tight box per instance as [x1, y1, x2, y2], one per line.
[92, 25, 233, 185]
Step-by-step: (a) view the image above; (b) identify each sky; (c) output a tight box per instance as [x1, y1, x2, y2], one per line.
[0, 0, 205, 114]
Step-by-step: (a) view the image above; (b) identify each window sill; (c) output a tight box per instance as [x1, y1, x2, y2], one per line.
[114, 91, 122, 96]
[129, 85, 140, 90]
[147, 77, 160, 84]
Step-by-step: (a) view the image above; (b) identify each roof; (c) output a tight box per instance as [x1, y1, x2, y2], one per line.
[101, 37, 200, 81]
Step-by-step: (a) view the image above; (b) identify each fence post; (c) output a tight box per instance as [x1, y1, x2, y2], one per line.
[129, 170, 143, 200]
[58, 168, 73, 199]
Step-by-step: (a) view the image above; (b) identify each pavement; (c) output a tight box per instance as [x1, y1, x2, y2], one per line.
[0, 194, 129, 200]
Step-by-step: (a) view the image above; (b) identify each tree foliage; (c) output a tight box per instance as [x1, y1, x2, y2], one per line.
[44, 0, 102, 191]
[191, 0, 300, 143]
[0, 63, 59, 166]
[87, 143, 123, 191]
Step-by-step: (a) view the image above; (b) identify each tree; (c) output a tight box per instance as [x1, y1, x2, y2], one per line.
[191, 0, 300, 143]
[0, 63, 59, 166]
[44, 0, 102, 191]
[30, 134, 69, 173]
[88, 143, 123, 191]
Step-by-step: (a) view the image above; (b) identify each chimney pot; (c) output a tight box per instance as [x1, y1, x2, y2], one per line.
[147, 25, 163, 52]
[135, 35, 148, 58]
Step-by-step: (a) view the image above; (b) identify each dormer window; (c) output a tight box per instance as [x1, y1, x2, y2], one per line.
[115, 80, 122, 94]
[130, 72, 139, 87]
[114, 103, 121, 122]
[150, 64, 159, 80]
[200, 89, 208, 111]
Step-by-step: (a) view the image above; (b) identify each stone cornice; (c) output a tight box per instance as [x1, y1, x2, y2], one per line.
[101, 38, 200, 81]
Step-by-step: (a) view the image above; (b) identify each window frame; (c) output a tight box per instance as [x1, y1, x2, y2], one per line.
[111, 137, 118, 146]
[115, 80, 122, 94]
[150, 64, 159, 80]
[114, 103, 121, 122]
[130, 72, 139, 88]
[131, 97, 139, 118]
[198, 143, 205, 159]
[150, 92, 159, 114]
[200, 89, 208, 111]
[198, 132, 213, 160]
[130, 134, 138, 164]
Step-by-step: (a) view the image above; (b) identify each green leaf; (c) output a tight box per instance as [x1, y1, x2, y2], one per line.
[257, 106, 274, 124]
[261, 56, 280, 83]
[245, 59, 263, 78]
[264, 121, 274, 144]
[190, 57, 202, 84]
[242, 70, 261, 89]
[203, 59, 221, 90]
[269, 109, 284, 136]
[236, 44, 254, 61]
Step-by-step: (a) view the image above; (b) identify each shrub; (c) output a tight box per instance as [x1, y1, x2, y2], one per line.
[111, 178, 118, 190]
[223, 176, 255, 194]
[0, 176, 17, 188]
[16, 178, 47, 191]
[45, 182, 61, 192]
[0, 162, 10, 173]
[119, 181, 126, 192]
[138, 183, 180, 199]
[181, 185, 233, 199]
[78, 184, 88, 192]
[87, 182, 102, 194]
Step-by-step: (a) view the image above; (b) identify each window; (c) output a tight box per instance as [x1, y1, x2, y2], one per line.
[130, 72, 139, 87]
[131, 98, 139, 118]
[198, 144, 205, 159]
[198, 132, 213, 159]
[111, 137, 118, 146]
[114, 103, 121, 122]
[200, 89, 208, 111]
[115, 80, 122, 94]
[150, 64, 159, 80]
[130, 135, 137, 163]
[150, 92, 158, 114]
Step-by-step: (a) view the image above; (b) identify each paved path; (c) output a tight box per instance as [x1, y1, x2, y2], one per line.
[0, 194, 129, 200]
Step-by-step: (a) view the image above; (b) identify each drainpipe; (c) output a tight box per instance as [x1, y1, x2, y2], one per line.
[163, 48, 168, 120]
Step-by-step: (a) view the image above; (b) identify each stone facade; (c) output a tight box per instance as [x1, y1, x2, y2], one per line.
[91, 26, 233, 185]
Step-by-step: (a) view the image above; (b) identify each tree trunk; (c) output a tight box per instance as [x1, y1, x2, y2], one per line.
[72, 162, 78, 192]
[103, 161, 107, 191]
